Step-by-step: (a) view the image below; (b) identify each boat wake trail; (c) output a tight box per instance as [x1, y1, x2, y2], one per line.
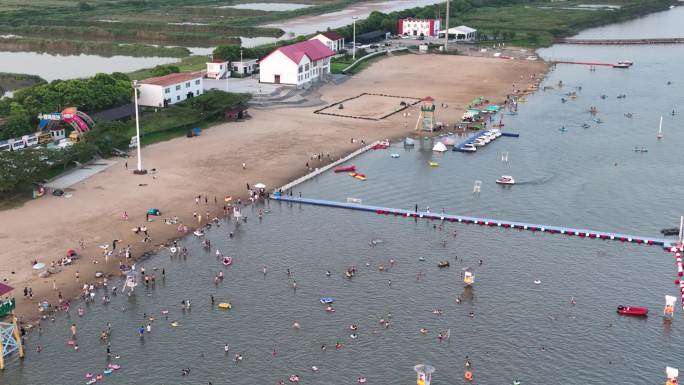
[515, 174, 556, 185]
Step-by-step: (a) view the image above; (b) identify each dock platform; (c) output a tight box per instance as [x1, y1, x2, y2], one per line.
[453, 131, 519, 152]
[272, 195, 670, 248]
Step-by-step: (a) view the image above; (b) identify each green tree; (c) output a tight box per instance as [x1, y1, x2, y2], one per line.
[149, 65, 180, 77]
[1, 102, 32, 139]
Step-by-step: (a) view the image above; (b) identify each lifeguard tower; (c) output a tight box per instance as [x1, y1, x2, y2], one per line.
[415, 96, 436, 132]
[414, 364, 435, 385]
[0, 283, 24, 370]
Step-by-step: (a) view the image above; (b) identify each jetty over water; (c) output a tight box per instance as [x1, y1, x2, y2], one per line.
[559, 38, 684, 45]
[272, 195, 671, 248]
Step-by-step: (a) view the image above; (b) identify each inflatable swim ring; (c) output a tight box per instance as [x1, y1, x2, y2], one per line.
[289, 375, 300, 382]
[85, 373, 94, 379]
[170, 247, 177, 253]
[464, 370, 473, 381]
[358, 378, 367, 383]
[218, 302, 232, 310]
[68, 340, 76, 346]
[107, 364, 121, 370]
[533, 280, 541, 285]
[96, 374, 103, 380]
[86, 379, 97, 385]
[170, 322, 179, 327]
[222, 257, 233, 266]
[103, 369, 113, 376]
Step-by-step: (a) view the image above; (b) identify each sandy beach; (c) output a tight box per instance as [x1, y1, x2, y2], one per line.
[0, 54, 546, 321]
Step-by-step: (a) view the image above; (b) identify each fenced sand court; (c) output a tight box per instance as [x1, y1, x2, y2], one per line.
[314, 92, 421, 120]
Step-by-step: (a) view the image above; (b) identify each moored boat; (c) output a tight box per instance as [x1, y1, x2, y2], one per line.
[335, 165, 355, 173]
[617, 305, 648, 316]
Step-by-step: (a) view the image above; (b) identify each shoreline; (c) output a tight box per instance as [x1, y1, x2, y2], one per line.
[0, 54, 548, 332]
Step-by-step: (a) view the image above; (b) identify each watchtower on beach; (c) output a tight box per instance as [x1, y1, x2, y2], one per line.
[414, 364, 435, 385]
[415, 96, 436, 131]
[0, 283, 24, 370]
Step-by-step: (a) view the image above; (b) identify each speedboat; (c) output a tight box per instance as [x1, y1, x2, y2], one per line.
[462, 143, 477, 152]
[613, 63, 631, 69]
[617, 305, 648, 316]
[472, 139, 486, 147]
[496, 175, 515, 185]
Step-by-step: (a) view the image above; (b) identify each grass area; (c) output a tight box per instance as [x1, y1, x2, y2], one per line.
[127, 56, 209, 80]
[442, 0, 675, 47]
[121, 91, 250, 145]
[331, 49, 408, 75]
[0, 0, 367, 52]
[0, 72, 44, 94]
[0, 37, 190, 58]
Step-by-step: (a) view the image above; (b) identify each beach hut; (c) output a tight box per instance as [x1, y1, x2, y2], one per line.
[432, 142, 447, 152]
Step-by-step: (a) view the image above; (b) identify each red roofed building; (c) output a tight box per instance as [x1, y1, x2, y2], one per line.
[309, 31, 345, 52]
[138, 71, 205, 108]
[259, 40, 335, 86]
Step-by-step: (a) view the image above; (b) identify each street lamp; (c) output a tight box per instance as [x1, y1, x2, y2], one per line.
[352, 16, 358, 60]
[132, 80, 145, 174]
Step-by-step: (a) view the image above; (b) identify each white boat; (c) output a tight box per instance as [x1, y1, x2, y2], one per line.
[657, 116, 663, 139]
[472, 139, 486, 147]
[496, 175, 515, 185]
[404, 137, 415, 146]
[462, 143, 477, 152]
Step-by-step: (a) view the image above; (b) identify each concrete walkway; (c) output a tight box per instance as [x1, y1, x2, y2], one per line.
[45, 159, 118, 189]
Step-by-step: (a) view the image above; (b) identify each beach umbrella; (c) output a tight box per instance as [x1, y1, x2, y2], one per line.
[254, 183, 266, 189]
[32, 262, 46, 270]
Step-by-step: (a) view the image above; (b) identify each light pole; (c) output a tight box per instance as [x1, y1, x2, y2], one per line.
[444, 0, 450, 51]
[352, 16, 358, 60]
[132, 80, 144, 173]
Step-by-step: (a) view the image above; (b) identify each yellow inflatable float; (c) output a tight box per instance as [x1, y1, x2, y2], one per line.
[218, 302, 232, 310]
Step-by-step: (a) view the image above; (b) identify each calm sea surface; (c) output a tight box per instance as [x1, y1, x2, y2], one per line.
[2, 7, 684, 385]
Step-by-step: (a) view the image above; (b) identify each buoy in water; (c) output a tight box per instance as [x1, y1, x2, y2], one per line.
[534, 280, 541, 285]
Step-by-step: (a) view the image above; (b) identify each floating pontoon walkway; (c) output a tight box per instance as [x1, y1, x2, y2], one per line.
[559, 38, 684, 45]
[272, 195, 670, 248]
[453, 131, 519, 152]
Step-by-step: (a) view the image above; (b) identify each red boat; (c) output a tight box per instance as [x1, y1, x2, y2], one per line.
[371, 143, 389, 150]
[616, 305, 648, 316]
[334, 165, 355, 173]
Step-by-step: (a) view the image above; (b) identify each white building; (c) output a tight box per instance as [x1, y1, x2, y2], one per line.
[232, 58, 258, 76]
[398, 18, 441, 37]
[439, 25, 478, 41]
[207, 60, 229, 79]
[138, 72, 204, 108]
[309, 31, 345, 52]
[259, 40, 335, 87]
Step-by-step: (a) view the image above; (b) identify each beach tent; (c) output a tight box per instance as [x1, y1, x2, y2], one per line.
[432, 142, 448, 152]
[0, 282, 13, 297]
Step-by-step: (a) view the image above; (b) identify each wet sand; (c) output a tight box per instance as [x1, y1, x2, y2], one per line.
[0, 54, 547, 322]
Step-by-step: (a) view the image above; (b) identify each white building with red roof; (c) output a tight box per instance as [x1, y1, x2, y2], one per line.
[398, 18, 441, 37]
[138, 72, 205, 108]
[309, 31, 345, 52]
[259, 40, 335, 87]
